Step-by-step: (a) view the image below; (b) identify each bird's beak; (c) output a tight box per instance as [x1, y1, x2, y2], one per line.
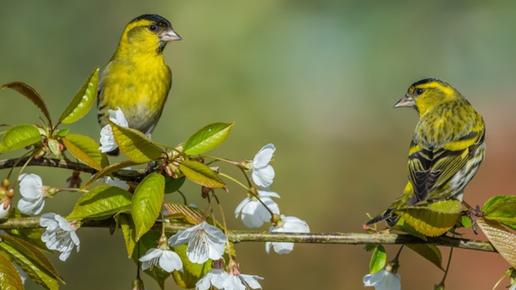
[160, 28, 182, 42]
[394, 94, 415, 108]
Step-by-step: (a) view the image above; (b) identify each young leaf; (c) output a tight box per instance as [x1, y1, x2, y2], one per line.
[132, 173, 165, 241]
[0, 254, 24, 290]
[369, 245, 386, 274]
[0, 124, 41, 153]
[477, 217, 516, 269]
[183, 122, 234, 155]
[119, 214, 137, 258]
[66, 185, 132, 220]
[394, 199, 462, 237]
[59, 67, 100, 124]
[47, 139, 60, 157]
[62, 133, 109, 170]
[179, 160, 225, 188]
[2, 81, 52, 127]
[81, 160, 138, 190]
[406, 244, 444, 270]
[111, 121, 163, 163]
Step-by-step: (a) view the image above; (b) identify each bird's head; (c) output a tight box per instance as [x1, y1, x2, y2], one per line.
[120, 14, 181, 55]
[394, 78, 460, 116]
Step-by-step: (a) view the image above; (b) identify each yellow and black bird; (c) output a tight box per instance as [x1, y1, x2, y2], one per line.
[97, 14, 181, 155]
[368, 78, 486, 226]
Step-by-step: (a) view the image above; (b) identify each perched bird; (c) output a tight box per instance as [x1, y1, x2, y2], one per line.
[368, 78, 486, 227]
[97, 14, 181, 155]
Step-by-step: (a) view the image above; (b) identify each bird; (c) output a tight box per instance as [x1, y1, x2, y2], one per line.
[367, 78, 486, 227]
[97, 14, 181, 155]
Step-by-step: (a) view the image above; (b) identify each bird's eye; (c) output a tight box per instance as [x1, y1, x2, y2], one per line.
[415, 88, 424, 95]
[149, 24, 158, 32]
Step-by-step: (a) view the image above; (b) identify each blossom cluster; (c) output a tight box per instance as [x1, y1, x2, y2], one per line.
[11, 128, 311, 289]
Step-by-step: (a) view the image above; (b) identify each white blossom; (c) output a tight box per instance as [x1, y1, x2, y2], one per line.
[40, 213, 80, 261]
[99, 108, 128, 153]
[17, 173, 46, 215]
[223, 273, 263, 290]
[139, 248, 183, 273]
[251, 144, 275, 189]
[235, 191, 280, 228]
[168, 222, 226, 264]
[196, 269, 229, 290]
[14, 263, 28, 285]
[104, 176, 129, 190]
[0, 200, 10, 219]
[266, 215, 309, 254]
[363, 270, 401, 290]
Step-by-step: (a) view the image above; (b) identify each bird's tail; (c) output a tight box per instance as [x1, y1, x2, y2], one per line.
[367, 183, 414, 227]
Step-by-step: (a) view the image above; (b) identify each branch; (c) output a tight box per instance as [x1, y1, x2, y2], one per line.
[0, 157, 145, 181]
[0, 218, 495, 253]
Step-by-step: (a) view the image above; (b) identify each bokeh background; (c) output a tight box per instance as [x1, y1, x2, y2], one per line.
[1, 1, 516, 289]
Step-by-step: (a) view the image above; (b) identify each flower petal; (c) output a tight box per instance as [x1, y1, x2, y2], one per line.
[253, 144, 275, 168]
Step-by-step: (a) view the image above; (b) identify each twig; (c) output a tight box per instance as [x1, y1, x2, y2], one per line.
[0, 157, 145, 182]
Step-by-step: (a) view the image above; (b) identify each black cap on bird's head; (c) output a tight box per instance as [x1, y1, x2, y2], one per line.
[125, 14, 181, 53]
[394, 78, 457, 115]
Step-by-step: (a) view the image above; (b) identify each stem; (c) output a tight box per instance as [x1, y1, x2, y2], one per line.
[7, 150, 34, 180]
[11, 153, 36, 190]
[200, 155, 239, 166]
[211, 192, 234, 263]
[438, 246, 454, 287]
[218, 172, 249, 191]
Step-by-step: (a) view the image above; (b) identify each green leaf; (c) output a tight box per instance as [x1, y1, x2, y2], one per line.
[183, 122, 234, 155]
[59, 67, 99, 124]
[132, 230, 168, 290]
[0, 254, 24, 290]
[179, 160, 225, 188]
[164, 176, 185, 193]
[0, 124, 41, 153]
[406, 244, 443, 270]
[81, 160, 138, 189]
[2, 81, 52, 126]
[394, 199, 462, 237]
[477, 217, 516, 269]
[111, 121, 163, 163]
[132, 173, 165, 241]
[172, 244, 211, 288]
[119, 214, 137, 258]
[483, 195, 516, 226]
[67, 185, 132, 220]
[459, 215, 472, 228]
[63, 134, 109, 170]
[0, 234, 64, 289]
[369, 245, 386, 274]
[391, 219, 428, 241]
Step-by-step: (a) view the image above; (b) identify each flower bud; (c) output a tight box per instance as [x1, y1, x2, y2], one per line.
[1, 179, 10, 188]
[6, 188, 14, 198]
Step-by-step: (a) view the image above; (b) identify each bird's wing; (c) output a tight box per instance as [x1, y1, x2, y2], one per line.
[407, 128, 484, 205]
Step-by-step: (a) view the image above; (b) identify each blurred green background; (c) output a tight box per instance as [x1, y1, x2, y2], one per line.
[1, 1, 516, 289]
